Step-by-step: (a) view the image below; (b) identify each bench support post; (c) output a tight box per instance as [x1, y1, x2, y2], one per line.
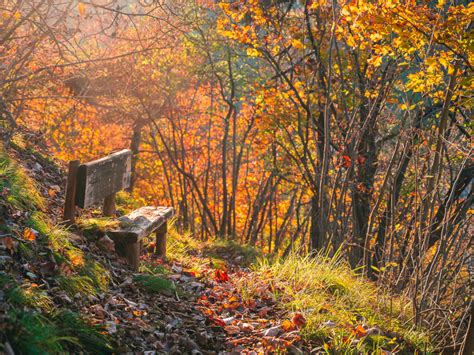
[155, 223, 167, 258]
[63, 160, 80, 225]
[115, 239, 141, 271]
[127, 241, 141, 271]
[103, 193, 116, 217]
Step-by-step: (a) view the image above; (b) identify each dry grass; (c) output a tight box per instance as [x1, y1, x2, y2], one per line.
[236, 251, 432, 352]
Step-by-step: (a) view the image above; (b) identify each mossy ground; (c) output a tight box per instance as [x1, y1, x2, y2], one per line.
[0, 146, 114, 354]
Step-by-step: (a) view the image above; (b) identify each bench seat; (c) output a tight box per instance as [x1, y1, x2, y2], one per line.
[108, 206, 175, 270]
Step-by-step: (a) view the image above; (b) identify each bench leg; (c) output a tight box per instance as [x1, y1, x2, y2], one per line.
[116, 240, 141, 271]
[155, 223, 167, 258]
[125, 241, 141, 271]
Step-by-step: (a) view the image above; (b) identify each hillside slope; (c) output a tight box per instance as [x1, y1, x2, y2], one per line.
[0, 134, 431, 353]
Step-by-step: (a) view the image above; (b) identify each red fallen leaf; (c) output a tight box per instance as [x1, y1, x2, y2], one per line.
[292, 312, 307, 328]
[354, 324, 368, 338]
[208, 315, 226, 327]
[214, 270, 230, 282]
[197, 295, 208, 303]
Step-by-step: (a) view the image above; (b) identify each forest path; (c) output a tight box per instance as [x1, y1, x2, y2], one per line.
[88, 241, 308, 353]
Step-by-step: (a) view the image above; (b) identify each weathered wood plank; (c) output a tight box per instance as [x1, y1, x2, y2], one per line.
[75, 149, 132, 208]
[63, 160, 80, 224]
[103, 193, 116, 217]
[108, 206, 174, 242]
[155, 223, 167, 257]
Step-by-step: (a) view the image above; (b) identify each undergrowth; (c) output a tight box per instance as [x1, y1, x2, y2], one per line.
[0, 149, 44, 213]
[0, 147, 114, 353]
[1, 272, 114, 354]
[134, 274, 176, 294]
[203, 238, 265, 266]
[236, 252, 432, 353]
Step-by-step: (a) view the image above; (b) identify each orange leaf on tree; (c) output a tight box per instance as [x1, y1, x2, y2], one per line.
[342, 155, 352, 168]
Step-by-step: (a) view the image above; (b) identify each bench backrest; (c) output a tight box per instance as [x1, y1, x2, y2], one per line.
[75, 149, 132, 208]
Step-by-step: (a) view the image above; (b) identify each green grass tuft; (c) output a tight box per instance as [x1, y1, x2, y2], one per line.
[80, 259, 110, 292]
[6, 309, 68, 354]
[5, 308, 114, 354]
[51, 310, 114, 354]
[0, 272, 54, 311]
[0, 149, 45, 211]
[134, 274, 176, 294]
[57, 275, 97, 297]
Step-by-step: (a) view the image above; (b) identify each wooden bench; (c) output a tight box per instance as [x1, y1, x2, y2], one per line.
[63, 149, 174, 270]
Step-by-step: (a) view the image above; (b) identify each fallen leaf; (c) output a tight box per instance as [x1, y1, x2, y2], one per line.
[240, 322, 254, 332]
[342, 155, 351, 168]
[224, 301, 241, 310]
[281, 319, 296, 332]
[23, 228, 37, 241]
[2, 237, 18, 253]
[258, 306, 271, 318]
[208, 315, 226, 327]
[97, 235, 115, 252]
[292, 312, 307, 328]
[224, 325, 240, 334]
[214, 269, 229, 282]
[354, 324, 368, 338]
[223, 316, 235, 325]
[263, 325, 281, 337]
